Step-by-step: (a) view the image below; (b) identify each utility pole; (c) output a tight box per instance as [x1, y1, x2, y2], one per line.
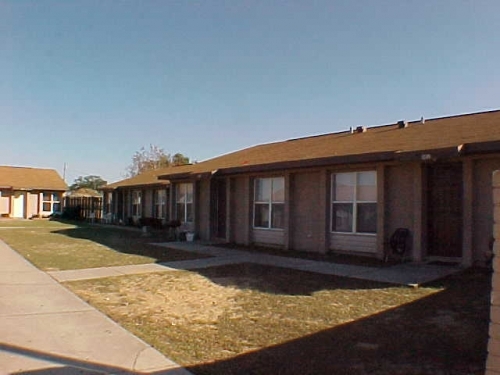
[63, 163, 67, 183]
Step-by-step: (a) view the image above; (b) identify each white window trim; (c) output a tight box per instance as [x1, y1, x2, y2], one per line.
[132, 190, 142, 217]
[42, 192, 60, 213]
[176, 183, 193, 223]
[104, 192, 112, 214]
[331, 171, 377, 235]
[154, 189, 167, 219]
[253, 177, 285, 230]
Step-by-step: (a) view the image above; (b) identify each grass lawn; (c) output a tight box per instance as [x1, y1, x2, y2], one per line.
[65, 264, 491, 375]
[0, 219, 209, 271]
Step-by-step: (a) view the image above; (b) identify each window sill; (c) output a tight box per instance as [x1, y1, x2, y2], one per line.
[253, 227, 284, 232]
[331, 231, 377, 236]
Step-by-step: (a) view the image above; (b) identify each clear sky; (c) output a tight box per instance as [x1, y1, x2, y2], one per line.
[1, 1, 499, 184]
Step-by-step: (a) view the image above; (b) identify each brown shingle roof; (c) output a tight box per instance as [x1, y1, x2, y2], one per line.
[0, 166, 67, 191]
[102, 165, 195, 190]
[160, 109, 500, 179]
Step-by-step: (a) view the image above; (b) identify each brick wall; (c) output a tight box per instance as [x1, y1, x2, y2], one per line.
[487, 170, 500, 374]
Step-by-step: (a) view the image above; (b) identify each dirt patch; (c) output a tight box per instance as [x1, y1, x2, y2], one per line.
[75, 272, 240, 327]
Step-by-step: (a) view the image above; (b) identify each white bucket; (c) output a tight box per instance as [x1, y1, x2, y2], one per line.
[186, 232, 195, 242]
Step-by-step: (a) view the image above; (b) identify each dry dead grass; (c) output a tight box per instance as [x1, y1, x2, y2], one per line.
[0, 221, 209, 270]
[64, 263, 468, 373]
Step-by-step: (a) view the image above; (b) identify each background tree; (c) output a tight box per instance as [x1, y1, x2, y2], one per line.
[126, 144, 190, 177]
[69, 175, 107, 191]
[171, 152, 190, 166]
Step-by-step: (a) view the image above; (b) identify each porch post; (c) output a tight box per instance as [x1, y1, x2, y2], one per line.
[36, 193, 41, 217]
[412, 163, 424, 262]
[225, 177, 231, 242]
[376, 165, 386, 259]
[319, 169, 329, 254]
[9, 193, 14, 217]
[283, 172, 292, 251]
[244, 176, 252, 246]
[23, 191, 28, 218]
[462, 159, 474, 267]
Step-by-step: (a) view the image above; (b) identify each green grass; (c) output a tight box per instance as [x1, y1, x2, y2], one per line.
[0, 218, 67, 228]
[0, 220, 210, 271]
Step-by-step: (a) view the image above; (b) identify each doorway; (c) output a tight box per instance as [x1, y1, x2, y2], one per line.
[211, 179, 227, 239]
[13, 192, 25, 218]
[427, 163, 463, 258]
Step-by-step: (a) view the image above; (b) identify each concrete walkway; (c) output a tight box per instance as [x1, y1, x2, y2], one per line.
[50, 241, 462, 286]
[0, 240, 192, 375]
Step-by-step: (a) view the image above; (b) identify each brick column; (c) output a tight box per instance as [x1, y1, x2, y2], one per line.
[487, 170, 500, 374]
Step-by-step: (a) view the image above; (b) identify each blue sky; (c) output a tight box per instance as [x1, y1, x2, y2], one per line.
[1, 1, 499, 184]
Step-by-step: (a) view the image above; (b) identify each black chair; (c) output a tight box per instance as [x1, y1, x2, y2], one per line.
[386, 228, 410, 263]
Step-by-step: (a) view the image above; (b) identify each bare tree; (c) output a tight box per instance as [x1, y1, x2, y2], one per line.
[126, 145, 190, 177]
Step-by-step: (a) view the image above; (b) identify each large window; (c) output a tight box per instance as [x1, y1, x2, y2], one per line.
[254, 177, 284, 229]
[331, 171, 377, 234]
[42, 193, 61, 213]
[132, 190, 142, 216]
[176, 183, 193, 223]
[154, 189, 167, 219]
[104, 192, 112, 214]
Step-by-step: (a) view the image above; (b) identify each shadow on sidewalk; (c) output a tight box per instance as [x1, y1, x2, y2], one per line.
[0, 343, 188, 375]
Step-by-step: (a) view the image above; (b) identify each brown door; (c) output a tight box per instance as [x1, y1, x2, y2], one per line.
[211, 179, 227, 239]
[291, 172, 322, 252]
[427, 163, 463, 257]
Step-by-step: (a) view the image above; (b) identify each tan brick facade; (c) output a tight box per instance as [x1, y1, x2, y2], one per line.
[487, 170, 500, 374]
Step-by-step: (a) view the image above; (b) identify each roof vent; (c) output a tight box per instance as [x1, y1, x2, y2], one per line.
[397, 120, 408, 129]
[420, 116, 425, 124]
[355, 126, 366, 133]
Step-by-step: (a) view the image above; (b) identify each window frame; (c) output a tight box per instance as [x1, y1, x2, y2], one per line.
[42, 192, 61, 213]
[253, 176, 285, 230]
[154, 189, 167, 219]
[331, 171, 377, 235]
[131, 190, 142, 217]
[104, 192, 112, 214]
[176, 183, 193, 223]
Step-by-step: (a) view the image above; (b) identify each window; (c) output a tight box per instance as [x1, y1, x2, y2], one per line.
[42, 193, 61, 212]
[176, 183, 193, 223]
[132, 190, 142, 216]
[154, 189, 167, 219]
[254, 177, 284, 229]
[331, 171, 377, 234]
[105, 192, 112, 214]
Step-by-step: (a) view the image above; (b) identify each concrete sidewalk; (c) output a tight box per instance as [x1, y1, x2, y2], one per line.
[0, 240, 192, 375]
[49, 241, 461, 286]
[156, 242, 462, 286]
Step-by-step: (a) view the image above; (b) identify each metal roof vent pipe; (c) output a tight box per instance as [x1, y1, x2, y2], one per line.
[397, 120, 408, 129]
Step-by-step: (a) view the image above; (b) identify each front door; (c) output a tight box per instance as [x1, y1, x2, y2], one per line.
[291, 172, 322, 252]
[211, 179, 227, 239]
[427, 163, 463, 258]
[13, 192, 25, 218]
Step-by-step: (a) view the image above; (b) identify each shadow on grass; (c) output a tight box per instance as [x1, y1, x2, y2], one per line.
[217, 242, 400, 268]
[194, 262, 396, 294]
[51, 224, 211, 263]
[186, 268, 491, 375]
